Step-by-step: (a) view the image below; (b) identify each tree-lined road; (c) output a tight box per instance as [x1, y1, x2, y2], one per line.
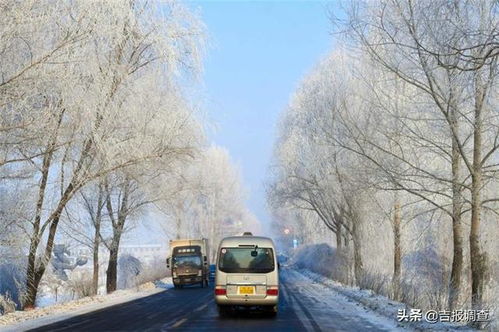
[29, 269, 406, 332]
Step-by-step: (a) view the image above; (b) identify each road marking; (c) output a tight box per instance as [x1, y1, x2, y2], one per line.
[290, 291, 322, 332]
[194, 303, 208, 312]
[171, 317, 188, 328]
[163, 298, 214, 330]
[281, 282, 314, 332]
[282, 278, 322, 332]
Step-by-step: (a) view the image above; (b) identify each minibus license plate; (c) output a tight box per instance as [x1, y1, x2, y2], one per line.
[239, 286, 254, 295]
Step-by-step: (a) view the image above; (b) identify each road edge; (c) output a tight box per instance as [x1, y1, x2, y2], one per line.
[0, 287, 166, 332]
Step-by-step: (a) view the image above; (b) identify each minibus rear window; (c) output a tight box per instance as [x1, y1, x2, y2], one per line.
[218, 247, 275, 273]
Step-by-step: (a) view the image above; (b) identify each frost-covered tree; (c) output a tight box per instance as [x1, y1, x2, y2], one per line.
[342, 0, 499, 311]
[160, 145, 259, 260]
[268, 52, 372, 284]
[0, 0, 205, 308]
[270, 0, 498, 317]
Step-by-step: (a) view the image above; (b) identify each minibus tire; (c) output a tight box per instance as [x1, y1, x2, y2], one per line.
[217, 305, 230, 318]
[264, 305, 277, 318]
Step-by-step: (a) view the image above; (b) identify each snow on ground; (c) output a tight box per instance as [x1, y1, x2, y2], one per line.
[284, 269, 411, 331]
[0, 277, 173, 331]
[296, 269, 479, 332]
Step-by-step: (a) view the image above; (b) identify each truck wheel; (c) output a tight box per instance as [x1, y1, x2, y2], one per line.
[217, 305, 230, 318]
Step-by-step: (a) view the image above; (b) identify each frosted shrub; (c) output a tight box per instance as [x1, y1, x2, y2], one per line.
[0, 293, 16, 315]
[67, 272, 94, 299]
[292, 244, 337, 277]
[357, 270, 390, 296]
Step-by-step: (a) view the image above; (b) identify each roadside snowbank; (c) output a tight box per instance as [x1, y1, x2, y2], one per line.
[284, 269, 412, 331]
[297, 269, 478, 331]
[0, 277, 173, 331]
[291, 243, 497, 331]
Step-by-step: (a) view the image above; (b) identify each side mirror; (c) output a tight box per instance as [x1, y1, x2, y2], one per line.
[166, 257, 170, 269]
[278, 262, 281, 270]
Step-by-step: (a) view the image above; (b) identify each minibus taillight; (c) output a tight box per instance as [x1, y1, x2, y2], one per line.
[215, 286, 226, 295]
[266, 287, 278, 296]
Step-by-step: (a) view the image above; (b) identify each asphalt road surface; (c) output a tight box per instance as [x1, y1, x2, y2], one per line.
[28, 269, 408, 332]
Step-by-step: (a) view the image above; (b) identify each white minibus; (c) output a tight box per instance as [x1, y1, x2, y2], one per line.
[214, 232, 279, 317]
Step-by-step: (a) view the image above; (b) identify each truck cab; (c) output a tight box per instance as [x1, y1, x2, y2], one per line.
[167, 239, 209, 288]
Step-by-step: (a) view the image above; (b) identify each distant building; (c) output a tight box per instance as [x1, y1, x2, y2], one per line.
[119, 244, 165, 264]
[65, 243, 167, 269]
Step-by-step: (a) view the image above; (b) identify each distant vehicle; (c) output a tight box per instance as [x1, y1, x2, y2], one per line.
[209, 264, 216, 281]
[277, 254, 288, 266]
[214, 232, 279, 317]
[167, 238, 209, 288]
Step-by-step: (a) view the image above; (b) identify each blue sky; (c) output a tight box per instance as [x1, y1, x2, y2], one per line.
[187, 0, 341, 232]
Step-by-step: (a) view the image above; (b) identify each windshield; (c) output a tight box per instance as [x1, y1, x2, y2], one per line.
[173, 255, 202, 268]
[218, 247, 274, 273]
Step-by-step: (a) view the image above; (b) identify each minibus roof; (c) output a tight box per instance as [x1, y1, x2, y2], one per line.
[219, 236, 275, 248]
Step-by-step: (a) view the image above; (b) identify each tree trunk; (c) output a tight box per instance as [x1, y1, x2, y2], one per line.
[351, 220, 363, 286]
[341, 233, 354, 286]
[23, 128, 58, 309]
[353, 244, 363, 286]
[470, 76, 486, 310]
[24, 213, 63, 308]
[342, 232, 349, 248]
[23, 137, 89, 308]
[92, 226, 100, 295]
[104, 179, 129, 294]
[92, 189, 103, 296]
[174, 201, 183, 239]
[23, 276, 38, 309]
[449, 107, 464, 310]
[392, 200, 401, 299]
[336, 223, 342, 249]
[106, 238, 120, 294]
[24, 236, 40, 309]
